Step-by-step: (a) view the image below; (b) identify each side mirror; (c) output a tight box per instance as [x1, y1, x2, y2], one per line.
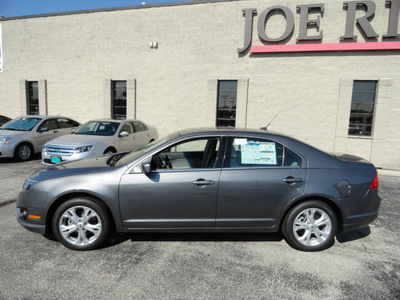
[71, 128, 76, 133]
[38, 127, 49, 132]
[119, 131, 129, 137]
[141, 163, 151, 174]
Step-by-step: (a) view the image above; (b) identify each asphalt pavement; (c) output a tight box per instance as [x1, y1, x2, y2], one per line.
[0, 157, 399, 299]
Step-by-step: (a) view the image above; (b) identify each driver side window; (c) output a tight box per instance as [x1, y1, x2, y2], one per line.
[151, 137, 220, 170]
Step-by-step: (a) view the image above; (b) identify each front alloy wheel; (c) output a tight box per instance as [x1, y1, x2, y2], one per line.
[283, 201, 337, 251]
[52, 197, 109, 250]
[15, 143, 32, 161]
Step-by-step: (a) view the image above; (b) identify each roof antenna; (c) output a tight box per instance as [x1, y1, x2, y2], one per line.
[260, 114, 278, 131]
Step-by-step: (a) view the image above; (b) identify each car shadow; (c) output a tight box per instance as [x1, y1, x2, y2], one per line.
[0, 153, 42, 163]
[101, 232, 284, 249]
[336, 226, 371, 244]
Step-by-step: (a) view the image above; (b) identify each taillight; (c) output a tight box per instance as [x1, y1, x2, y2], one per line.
[369, 171, 379, 189]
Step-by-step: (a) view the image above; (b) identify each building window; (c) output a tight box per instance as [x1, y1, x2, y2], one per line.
[348, 80, 377, 136]
[216, 80, 237, 127]
[112, 80, 127, 119]
[26, 81, 39, 115]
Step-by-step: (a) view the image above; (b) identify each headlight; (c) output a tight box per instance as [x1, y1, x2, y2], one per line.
[21, 179, 39, 191]
[0, 136, 12, 145]
[74, 145, 93, 153]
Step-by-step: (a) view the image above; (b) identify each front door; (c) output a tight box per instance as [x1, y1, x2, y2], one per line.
[119, 136, 223, 228]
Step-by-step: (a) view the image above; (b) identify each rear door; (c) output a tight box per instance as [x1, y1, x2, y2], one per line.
[133, 121, 151, 146]
[216, 136, 307, 228]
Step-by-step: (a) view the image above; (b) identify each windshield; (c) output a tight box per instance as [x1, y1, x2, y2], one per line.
[114, 132, 179, 167]
[0, 117, 42, 131]
[74, 121, 120, 136]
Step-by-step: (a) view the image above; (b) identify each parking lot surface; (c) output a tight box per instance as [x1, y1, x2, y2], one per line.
[0, 158, 399, 299]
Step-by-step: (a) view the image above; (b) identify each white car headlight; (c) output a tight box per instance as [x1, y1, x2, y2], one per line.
[74, 145, 93, 153]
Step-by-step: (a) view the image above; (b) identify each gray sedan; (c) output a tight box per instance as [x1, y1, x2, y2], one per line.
[0, 116, 80, 161]
[17, 128, 381, 251]
[41, 119, 158, 165]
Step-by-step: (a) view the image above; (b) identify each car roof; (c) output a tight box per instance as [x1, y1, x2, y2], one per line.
[177, 127, 290, 139]
[17, 115, 74, 119]
[85, 119, 142, 123]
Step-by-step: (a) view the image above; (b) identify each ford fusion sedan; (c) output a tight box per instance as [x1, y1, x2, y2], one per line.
[41, 119, 157, 165]
[17, 128, 381, 251]
[0, 116, 80, 161]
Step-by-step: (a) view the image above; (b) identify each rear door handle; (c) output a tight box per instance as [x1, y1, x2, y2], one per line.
[282, 177, 303, 184]
[191, 179, 214, 186]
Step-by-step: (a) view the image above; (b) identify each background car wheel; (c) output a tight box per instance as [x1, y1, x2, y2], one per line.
[52, 197, 110, 251]
[103, 147, 116, 155]
[14, 143, 33, 161]
[282, 200, 338, 251]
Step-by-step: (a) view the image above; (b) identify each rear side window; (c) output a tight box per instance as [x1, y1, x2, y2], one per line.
[226, 137, 301, 168]
[58, 118, 79, 128]
[284, 148, 301, 167]
[134, 121, 147, 132]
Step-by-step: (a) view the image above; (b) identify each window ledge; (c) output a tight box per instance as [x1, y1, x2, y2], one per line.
[347, 135, 373, 140]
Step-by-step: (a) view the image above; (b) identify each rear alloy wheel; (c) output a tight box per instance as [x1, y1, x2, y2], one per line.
[52, 197, 110, 250]
[283, 201, 337, 251]
[15, 143, 33, 161]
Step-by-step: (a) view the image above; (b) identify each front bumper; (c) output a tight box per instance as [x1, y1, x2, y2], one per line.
[42, 149, 95, 165]
[17, 207, 46, 234]
[0, 143, 15, 157]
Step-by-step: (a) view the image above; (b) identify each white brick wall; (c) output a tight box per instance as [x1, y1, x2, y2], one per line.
[0, 0, 399, 169]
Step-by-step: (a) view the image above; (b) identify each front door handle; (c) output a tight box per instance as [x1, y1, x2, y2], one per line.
[53, 130, 58, 133]
[191, 179, 214, 186]
[282, 176, 303, 184]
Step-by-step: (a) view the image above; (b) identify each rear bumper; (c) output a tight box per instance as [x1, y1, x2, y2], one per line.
[341, 191, 381, 232]
[341, 212, 379, 232]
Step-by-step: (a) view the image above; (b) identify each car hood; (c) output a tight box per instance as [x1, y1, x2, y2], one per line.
[46, 134, 111, 147]
[30, 156, 124, 182]
[0, 130, 27, 138]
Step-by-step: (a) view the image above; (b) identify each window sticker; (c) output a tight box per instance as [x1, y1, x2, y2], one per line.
[234, 138, 247, 145]
[241, 142, 277, 165]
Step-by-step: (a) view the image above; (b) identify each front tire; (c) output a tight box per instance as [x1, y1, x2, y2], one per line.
[52, 197, 110, 250]
[15, 143, 33, 161]
[282, 201, 337, 251]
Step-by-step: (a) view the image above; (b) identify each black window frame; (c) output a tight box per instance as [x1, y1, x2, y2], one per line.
[26, 81, 39, 115]
[111, 80, 127, 120]
[348, 80, 377, 137]
[216, 80, 237, 127]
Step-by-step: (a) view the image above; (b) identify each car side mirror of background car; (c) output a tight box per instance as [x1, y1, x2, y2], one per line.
[38, 127, 49, 132]
[119, 131, 129, 137]
[141, 163, 151, 174]
[71, 128, 76, 133]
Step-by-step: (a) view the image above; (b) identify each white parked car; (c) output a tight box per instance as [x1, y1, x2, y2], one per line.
[42, 119, 158, 165]
[0, 116, 80, 161]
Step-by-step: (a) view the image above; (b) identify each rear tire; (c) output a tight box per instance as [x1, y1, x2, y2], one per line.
[14, 143, 33, 161]
[282, 200, 337, 251]
[52, 197, 110, 251]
